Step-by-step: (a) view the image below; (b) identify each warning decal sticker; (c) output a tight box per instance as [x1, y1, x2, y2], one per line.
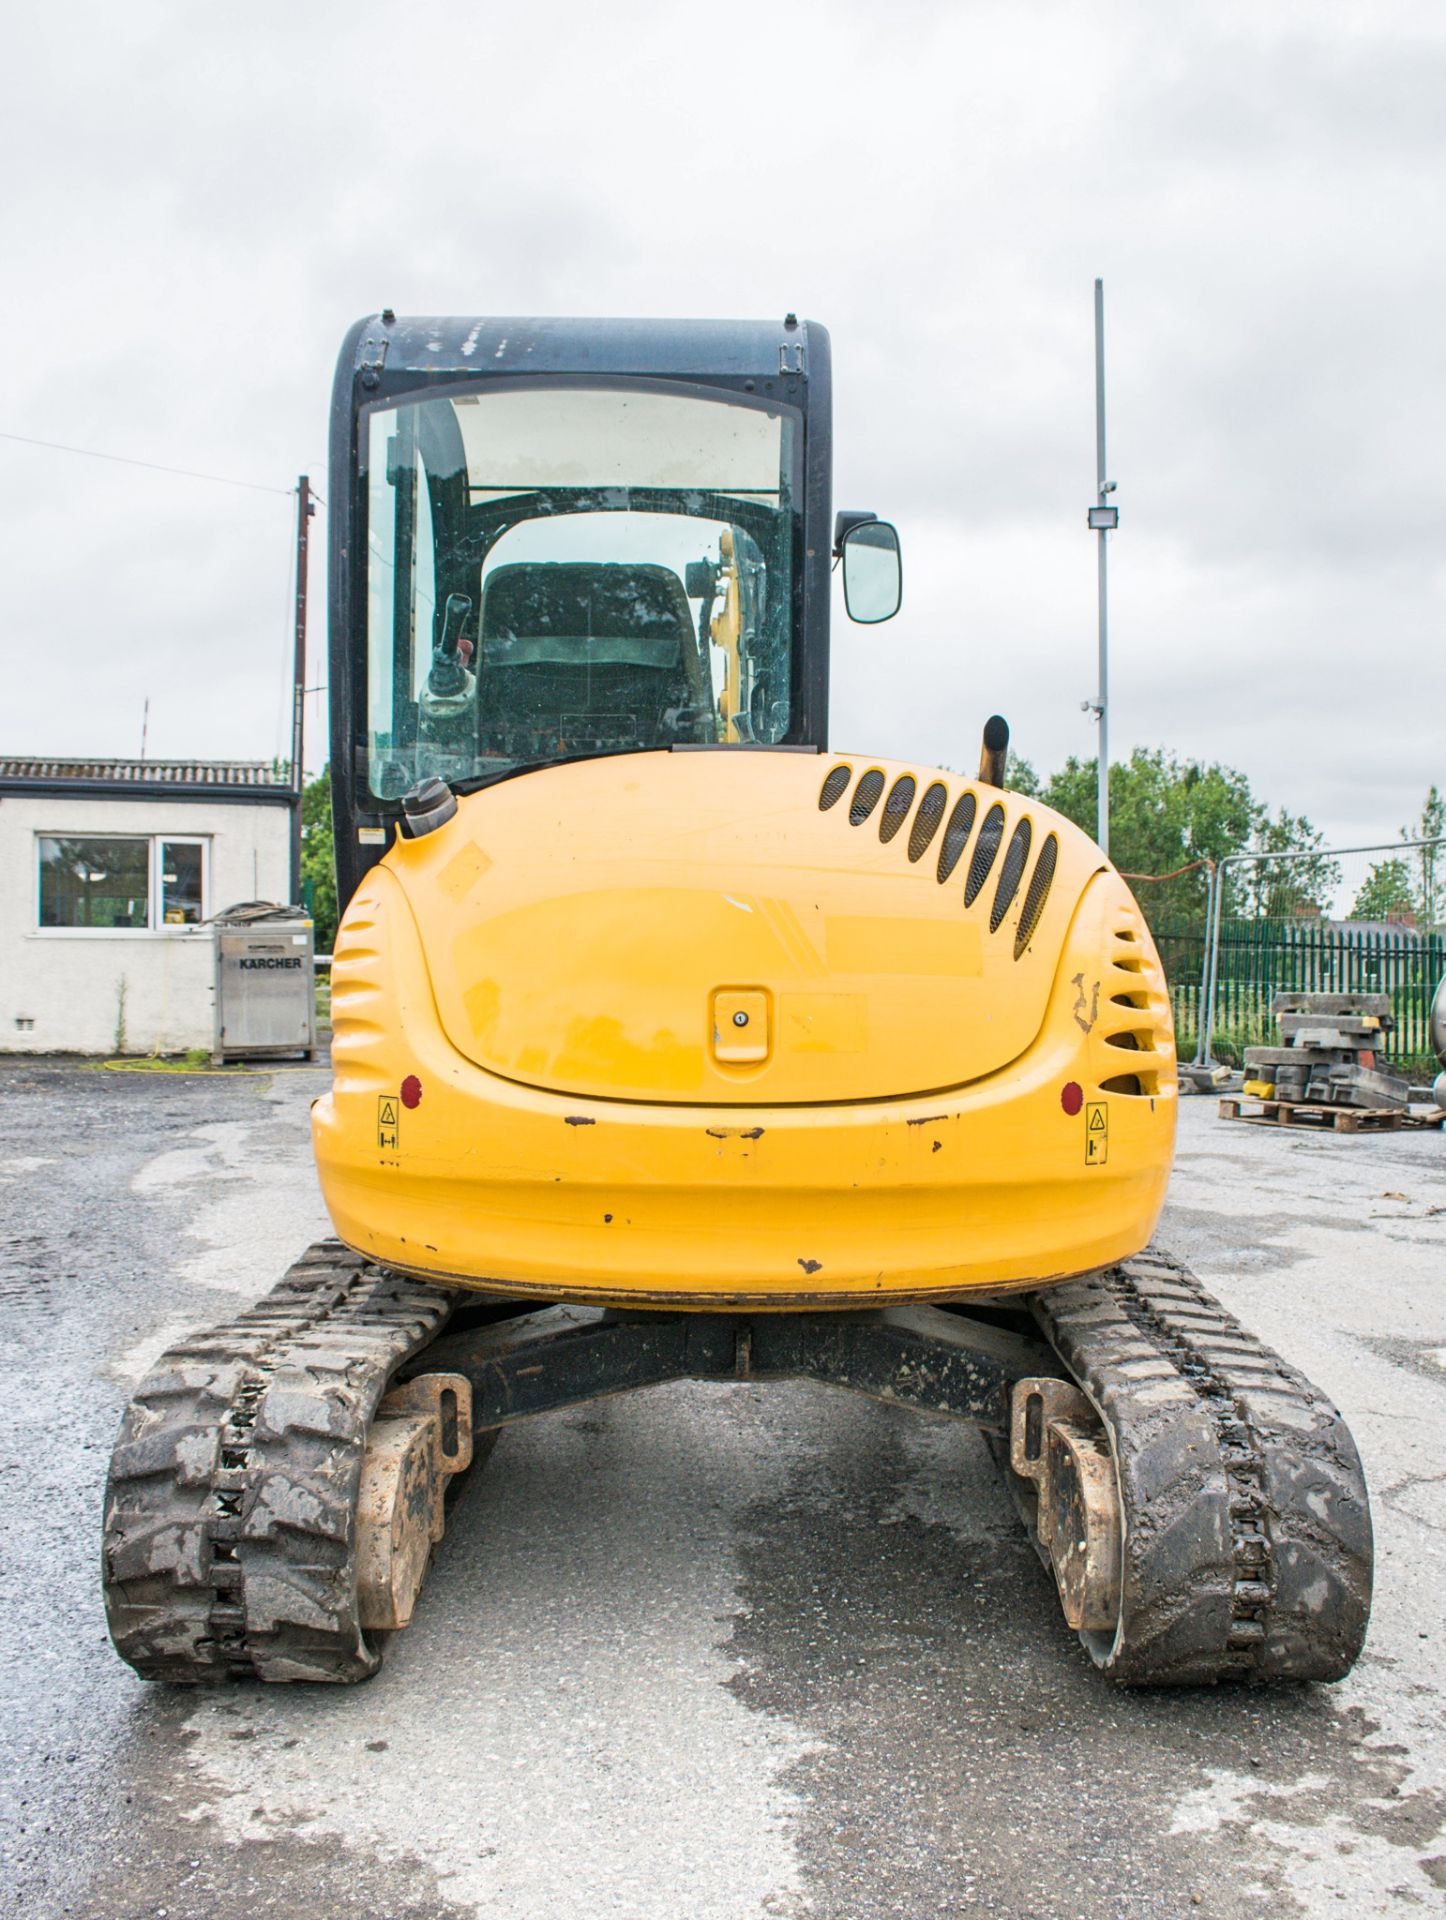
[377, 1095, 400, 1150]
[1085, 1101, 1108, 1167]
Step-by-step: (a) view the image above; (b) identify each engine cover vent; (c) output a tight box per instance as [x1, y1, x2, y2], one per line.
[990, 818, 1033, 932]
[818, 766, 1053, 962]
[818, 764, 851, 810]
[936, 792, 978, 883]
[879, 775, 916, 842]
[1014, 833, 1058, 959]
[964, 803, 1006, 905]
[849, 769, 886, 825]
[908, 781, 949, 863]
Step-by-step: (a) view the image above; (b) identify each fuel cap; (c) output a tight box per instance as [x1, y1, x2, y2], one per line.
[401, 777, 458, 838]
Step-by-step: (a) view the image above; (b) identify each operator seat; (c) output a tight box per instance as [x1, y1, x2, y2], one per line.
[476, 561, 712, 752]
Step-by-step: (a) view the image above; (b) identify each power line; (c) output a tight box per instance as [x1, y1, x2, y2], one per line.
[0, 429, 293, 497]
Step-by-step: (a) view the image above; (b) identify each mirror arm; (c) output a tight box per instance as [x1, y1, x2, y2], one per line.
[832, 508, 878, 558]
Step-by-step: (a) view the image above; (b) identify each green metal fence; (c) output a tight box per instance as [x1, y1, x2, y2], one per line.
[1150, 916, 1443, 1072]
[1150, 923, 1207, 1056]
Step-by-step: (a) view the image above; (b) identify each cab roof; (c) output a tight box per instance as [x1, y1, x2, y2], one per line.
[339, 313, 823, 384]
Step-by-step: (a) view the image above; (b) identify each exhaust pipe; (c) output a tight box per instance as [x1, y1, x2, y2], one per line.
[978, 714, 1010, 788]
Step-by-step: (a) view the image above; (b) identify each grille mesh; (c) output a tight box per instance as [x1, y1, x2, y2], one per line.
[989, 818, 1033, 932]
[879, 775, 916, 842]
[849, 769, 886, 825]
[1013, 833, 1058, 958]
[821, 769, 1061, 962]
[908, 782, 948, 862]
[818, 765, 851, 810]
[964, 803, 1006, 904]
[935, 792, 978, 883]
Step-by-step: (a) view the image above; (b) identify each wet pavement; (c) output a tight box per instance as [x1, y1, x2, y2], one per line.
[0, 1059, 1442, 1919]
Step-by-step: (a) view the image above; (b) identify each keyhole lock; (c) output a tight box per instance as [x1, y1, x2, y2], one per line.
[711, 989, 770, 1064]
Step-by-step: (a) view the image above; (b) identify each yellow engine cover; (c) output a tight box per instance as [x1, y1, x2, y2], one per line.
[401, 753, 1087, 1101]
[312, 750, 1177, 1307]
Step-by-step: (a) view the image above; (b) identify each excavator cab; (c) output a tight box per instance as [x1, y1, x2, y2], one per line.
[101, 315, 1371, 1693]
[327, 317, 898, 900]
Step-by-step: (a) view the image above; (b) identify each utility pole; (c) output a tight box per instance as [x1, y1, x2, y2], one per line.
[1083, 278, 1118, 854]
[289, 475, 314, 906]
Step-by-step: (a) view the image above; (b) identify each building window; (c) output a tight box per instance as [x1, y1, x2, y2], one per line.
[160, 841, 205, 924]
[37, 836, 208, 931]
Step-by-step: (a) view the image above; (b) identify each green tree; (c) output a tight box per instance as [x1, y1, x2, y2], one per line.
[301, 767, 338, 953]
[1004, 751, 1041, 796]
[1401, 784, 1444, 928]
[1239, 808, 1342, 920]
[1039, 748, 1257, 927]
[1350, 857, 1416, 923]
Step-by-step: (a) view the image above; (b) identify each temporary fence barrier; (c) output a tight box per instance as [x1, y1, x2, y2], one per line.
[1147, 837, 1446, 1073]
[1121, 838, 1445, 1074]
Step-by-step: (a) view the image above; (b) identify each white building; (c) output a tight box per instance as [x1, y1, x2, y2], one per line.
[0, 758, 293, 1055]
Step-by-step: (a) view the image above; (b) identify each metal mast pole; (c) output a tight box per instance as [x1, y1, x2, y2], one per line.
[289, 475, 312, 906]
[1093, 279, 1111, 855]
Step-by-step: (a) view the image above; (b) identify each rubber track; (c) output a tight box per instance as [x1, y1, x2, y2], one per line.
[1031, 1245, 1373, 1685]
[103, 1241, 456, 1684]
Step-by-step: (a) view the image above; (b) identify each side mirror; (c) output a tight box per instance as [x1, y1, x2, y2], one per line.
[840, 519, 902, 624]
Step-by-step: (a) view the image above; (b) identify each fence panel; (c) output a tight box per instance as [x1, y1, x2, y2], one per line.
[1144, 922, 1441, 1075]
[1135, 835, 1444, 1075]
[1202, 920, 1443, 1071]
[1149, 923, 1207, 1056]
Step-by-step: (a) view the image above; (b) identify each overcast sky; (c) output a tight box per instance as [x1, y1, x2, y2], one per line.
[2, 0, 1442, 853]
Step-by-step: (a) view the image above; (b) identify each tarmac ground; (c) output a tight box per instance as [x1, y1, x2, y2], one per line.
[0, 1059, 1442, 1919]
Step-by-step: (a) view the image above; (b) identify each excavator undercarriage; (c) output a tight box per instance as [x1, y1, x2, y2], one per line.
[104, 1239, 1371, 1688]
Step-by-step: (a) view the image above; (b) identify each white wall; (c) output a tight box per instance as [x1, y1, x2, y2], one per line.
[0, 792, 291, 1054]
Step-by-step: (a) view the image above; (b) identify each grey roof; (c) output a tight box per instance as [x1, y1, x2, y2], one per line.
[347, 313, 821, 382]
[0, 757, 286, 788]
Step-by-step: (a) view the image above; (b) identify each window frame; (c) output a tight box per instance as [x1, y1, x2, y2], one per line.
[33, 832, 211, 937]
[157, 837, 209, 928]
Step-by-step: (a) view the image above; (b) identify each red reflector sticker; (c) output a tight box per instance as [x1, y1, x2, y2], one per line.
[401, 1074, 423, 1110]
[1061, 1081, 1083, 1116]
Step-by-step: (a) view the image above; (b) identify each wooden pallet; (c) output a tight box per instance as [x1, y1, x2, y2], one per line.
[1218, 1096, 1445, 1135]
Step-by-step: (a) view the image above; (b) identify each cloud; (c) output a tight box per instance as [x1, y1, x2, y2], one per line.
[1, 0, 1441, 851]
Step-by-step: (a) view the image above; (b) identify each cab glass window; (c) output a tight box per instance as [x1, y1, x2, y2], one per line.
[360, 383, 800, 800]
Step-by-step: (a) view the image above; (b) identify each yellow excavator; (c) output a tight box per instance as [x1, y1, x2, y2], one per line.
[103, 314, 1371, 1686]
